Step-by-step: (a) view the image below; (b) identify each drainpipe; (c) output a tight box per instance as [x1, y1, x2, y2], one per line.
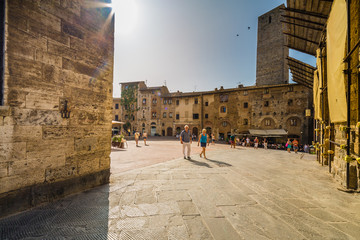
[345, 0, 351, 189]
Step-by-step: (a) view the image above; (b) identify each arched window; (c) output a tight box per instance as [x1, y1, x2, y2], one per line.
[222, 121, 228, 127]
[220, 106, 226, 113]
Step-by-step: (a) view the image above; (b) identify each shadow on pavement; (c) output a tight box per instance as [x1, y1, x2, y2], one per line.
[186, 158, 212, 168]
[206, 159, 232, 167]
[0, 185, 110, 239]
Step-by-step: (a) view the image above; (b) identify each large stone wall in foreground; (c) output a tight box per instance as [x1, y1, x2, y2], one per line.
[0, 0, 114, 217]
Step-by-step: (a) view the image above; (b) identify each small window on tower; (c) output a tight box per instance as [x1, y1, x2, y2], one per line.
[269, 16, 272, 23]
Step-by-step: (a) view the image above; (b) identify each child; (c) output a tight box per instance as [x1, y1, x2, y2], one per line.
[286, 139, 292, 153]
[198, 129, 209, 159]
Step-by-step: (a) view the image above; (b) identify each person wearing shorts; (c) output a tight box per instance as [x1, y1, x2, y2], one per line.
[286, 139, 292, 153]
[292, 139, 299, 153]
[143, 131, 148, 146]
[198, 129, 208, 159]
[230, 134, 236, 148]
[254, 137, 259, 149]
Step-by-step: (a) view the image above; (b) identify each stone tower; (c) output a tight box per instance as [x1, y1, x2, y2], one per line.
[256, 4, 289, 86]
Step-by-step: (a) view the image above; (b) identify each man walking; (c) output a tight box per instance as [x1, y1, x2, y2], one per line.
[180, 125, 192, 159]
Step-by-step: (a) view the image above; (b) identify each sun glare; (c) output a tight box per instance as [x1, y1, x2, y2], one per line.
[111, 0, 138, 35]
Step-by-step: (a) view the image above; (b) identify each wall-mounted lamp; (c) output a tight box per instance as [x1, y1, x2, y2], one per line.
[60, 100, 71, 118]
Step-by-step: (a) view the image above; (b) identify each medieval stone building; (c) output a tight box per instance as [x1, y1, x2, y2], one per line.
[119, 81, 313, 144]
[0, 1, 114, 217]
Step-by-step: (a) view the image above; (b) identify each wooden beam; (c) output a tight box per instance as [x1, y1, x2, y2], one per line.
[287, 57, 317, 70]
[291, 72, 314, 84]
[289, 67, 315, 78]
[283, 32, 320, 45]
[291, 77, 313, 88]
[283, 8, 329, 20]
[282, 15, 326, 26]
[281, 20, 324, 32]
[284, 45, 316, 56]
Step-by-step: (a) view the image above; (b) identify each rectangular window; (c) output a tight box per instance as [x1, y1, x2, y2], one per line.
[264, 88, 269, 94]
[288, 86, 294, 92]
[152, 112, 157, 118]
[220, 106, 226, 113]
[265, 119, 271, 126]
[193, 114, 199, 119]
[152, 99, 157, 104]
[176, 114, 179, 120]
[290, 119, 297, 126]
[288, 99, 293, 106]
[176, 100, 179, 105]
[264, 101, 269, 107]
[163, 112, 167, 118]
[142, 98, 146, 105]
[0, 0, 5, 105]
[115, 103, 119, 109]
[243, 91, 248, 96]
[168, 99, 172, 104]
[205, 101, 208, 106]
[115, 115, 119, 121]
[163, 99, 167, 105]
[169, 112, 173, 118]
[205, 114, 208, 119]
[194, 98, 198, 104]
[244, 102, 248, 108]
[243, 119, 248, 125]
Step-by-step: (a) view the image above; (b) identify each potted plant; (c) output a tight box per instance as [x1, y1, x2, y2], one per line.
[112, 134, 124, 148]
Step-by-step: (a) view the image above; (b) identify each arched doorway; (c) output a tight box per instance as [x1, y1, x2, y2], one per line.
[192, 127, 198, 136]
[167, 127, 173, 136]
[151, 122, 156, 136]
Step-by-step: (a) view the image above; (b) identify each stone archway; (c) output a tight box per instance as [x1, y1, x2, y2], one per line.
[192, 127, 198, 136]
[167, 127, 173, 136]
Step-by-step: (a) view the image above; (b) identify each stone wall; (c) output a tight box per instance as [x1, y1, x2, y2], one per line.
[0, 0, 114, 217]
[256, 4, 289, 86]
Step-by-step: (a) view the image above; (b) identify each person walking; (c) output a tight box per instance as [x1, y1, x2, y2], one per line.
[286, 139, 292, 153]
[230, 134, 236, 148]
[246, 137, 250, 147]
[263, 138, 268, 150]
[212, 133, 215, 145]
[143, 131, 148, 146]
[254, 137, 259, 149]
[198, 129, 209, 159]
[292, 139, 299, 153]
[134, 132, 140, 147]
[180, 125, 192, 160]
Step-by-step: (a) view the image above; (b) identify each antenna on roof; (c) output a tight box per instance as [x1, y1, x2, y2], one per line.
[145, 79, 148, 85]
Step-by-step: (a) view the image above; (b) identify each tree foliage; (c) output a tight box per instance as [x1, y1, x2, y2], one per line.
[120, 85, 140, 117]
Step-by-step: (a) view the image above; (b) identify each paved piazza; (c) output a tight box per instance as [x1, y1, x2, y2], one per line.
[1, 139, 360, 239]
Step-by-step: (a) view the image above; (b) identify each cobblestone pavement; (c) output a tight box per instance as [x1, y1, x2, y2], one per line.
[1, 141, 360, 239]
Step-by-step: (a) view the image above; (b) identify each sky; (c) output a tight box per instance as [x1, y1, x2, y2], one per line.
[112, 0, 316, 97]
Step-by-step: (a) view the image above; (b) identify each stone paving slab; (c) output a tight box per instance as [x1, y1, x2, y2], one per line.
[1, 142, 360, 239]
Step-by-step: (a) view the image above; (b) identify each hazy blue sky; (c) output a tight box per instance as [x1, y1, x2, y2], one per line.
[112, 0, 315, 97]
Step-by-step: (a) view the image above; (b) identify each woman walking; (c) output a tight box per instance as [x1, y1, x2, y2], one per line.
[198, 129, 209, 159]
[286, 139, 292, 153]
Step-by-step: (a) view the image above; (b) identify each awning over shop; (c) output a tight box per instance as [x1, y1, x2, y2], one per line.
[112, 121, 125, 125]
[248, 129, 288, 137]
[287, 57, 316, 89]
[283, 0, 332, 56]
